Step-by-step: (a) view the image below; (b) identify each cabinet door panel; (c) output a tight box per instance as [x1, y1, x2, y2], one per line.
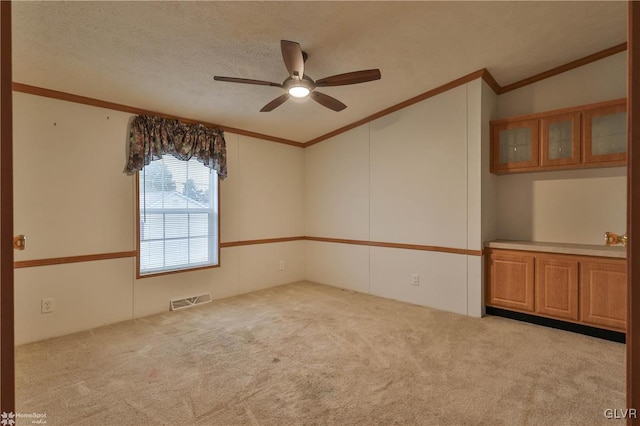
[580, 261, 627, 331]
[488, 252, 535, 312]
[535, 258, 578, 320]
[583, 102, 627, 164]
[540, 112, 581, 167]
[491, 119, 539, 172]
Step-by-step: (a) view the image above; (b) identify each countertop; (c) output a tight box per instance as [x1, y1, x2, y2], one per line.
[485, 240, 626, 259]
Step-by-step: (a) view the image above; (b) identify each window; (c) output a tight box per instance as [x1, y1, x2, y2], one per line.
[138, 155, 219, 276]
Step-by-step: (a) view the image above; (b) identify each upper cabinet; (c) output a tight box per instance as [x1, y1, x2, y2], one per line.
[583, 102, 627, 164]
[492, 119, 538, 172]
[540, 112, 581, 167]
[490, 99, 626, 174]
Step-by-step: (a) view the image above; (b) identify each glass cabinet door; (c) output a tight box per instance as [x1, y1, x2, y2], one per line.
[540, 112, 580, 167]
[583, 102, 627, 164]
[491, 119, 539, 172]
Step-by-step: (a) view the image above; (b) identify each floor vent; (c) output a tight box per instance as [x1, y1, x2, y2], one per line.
[170, 293, 212, 311]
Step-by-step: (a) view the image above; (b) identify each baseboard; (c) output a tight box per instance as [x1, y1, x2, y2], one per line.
[486, 306, 626, 343]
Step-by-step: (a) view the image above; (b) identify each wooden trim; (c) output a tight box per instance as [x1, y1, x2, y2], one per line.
[14, 251, 136, 269]
[500, 42, 628, 94]
[0, 0, 14, 415]
[480, 68, 502, 95]
[304, 236, 373, 247]
[11, 83, 304, 148]
[304, 69, 487, 147]
[368, 240, 482, 256]
[221, 236, 305, 248]
[7, 236, 487, 270]
[628, 1, 640, 422]
[304, 236, 483, 256]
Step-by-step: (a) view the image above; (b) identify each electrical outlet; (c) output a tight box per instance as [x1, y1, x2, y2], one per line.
[41, 298, 54, 314]
[411, 274, 420, 286]
[278, 260, 285, 271]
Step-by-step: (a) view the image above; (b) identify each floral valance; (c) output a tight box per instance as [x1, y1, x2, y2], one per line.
[124, 115, 227, 179]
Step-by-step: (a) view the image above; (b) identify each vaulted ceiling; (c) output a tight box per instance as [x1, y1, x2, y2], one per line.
[12, 1, 627, 143]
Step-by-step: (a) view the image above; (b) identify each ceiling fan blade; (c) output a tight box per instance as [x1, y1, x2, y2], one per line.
[214, 76, 282, 87]
[310, 91, 347, 112]
[315, 69, 381, 87]
[260, 94, 290, 112]
[281, 40, 304, 79]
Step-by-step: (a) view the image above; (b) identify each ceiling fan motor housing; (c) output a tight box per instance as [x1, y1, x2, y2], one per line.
[214, 40, 381, 111]
[283, 75, 315, 94]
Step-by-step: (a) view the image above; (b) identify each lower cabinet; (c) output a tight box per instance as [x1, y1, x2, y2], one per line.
[487, 252, 534, 312]
[486, 249, 626, 332]
[580, 261, 627, 330]
[535, 257, 579, 321]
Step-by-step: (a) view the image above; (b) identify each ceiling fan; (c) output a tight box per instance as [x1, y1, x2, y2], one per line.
[214, 40, 381, 112]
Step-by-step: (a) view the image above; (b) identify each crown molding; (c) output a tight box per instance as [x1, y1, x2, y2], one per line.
[12, 43, 626, 150]
[11, 82, 303, 148]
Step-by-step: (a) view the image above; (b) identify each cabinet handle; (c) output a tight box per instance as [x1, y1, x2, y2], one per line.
[604, 231, 627, 247]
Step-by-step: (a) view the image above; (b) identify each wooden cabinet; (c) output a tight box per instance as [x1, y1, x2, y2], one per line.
[580, 260, 627, 331]
[535, 257, 578, 320]
[491, 120, 538, 172]
[487, 251, 535, 312]
[490, 98, 626, 174]
[583, 103, 627, 164]
[540, 112, 581, 167]
[486, 249, 627, 332]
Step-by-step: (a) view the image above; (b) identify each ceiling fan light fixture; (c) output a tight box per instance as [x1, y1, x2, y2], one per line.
[214, 40, 382, 112]
[288, 85, 310, 98]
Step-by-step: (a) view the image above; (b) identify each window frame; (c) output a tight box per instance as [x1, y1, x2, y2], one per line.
[135, 158, 221, 279]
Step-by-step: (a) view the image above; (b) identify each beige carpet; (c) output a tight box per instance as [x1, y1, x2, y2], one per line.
[16, 281, 624, 425]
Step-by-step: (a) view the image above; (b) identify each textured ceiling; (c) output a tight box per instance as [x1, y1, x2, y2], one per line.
[12, 1, 627, 143]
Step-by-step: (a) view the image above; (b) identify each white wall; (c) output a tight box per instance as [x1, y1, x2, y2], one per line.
[497, 167, 626, 245]
[495, 52, 627, 245]
[13, 93, 305, 344]
[496, 52, 627, 119]
[304, 80, 490, 317]
[13, 51, 627, 344]
[304, 125, 370, 241]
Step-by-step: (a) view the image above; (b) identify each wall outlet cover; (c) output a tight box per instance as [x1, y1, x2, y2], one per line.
[41, 298, 54, 314]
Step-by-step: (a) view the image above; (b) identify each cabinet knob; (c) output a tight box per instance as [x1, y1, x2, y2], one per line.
[13, 234, 26, 250]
